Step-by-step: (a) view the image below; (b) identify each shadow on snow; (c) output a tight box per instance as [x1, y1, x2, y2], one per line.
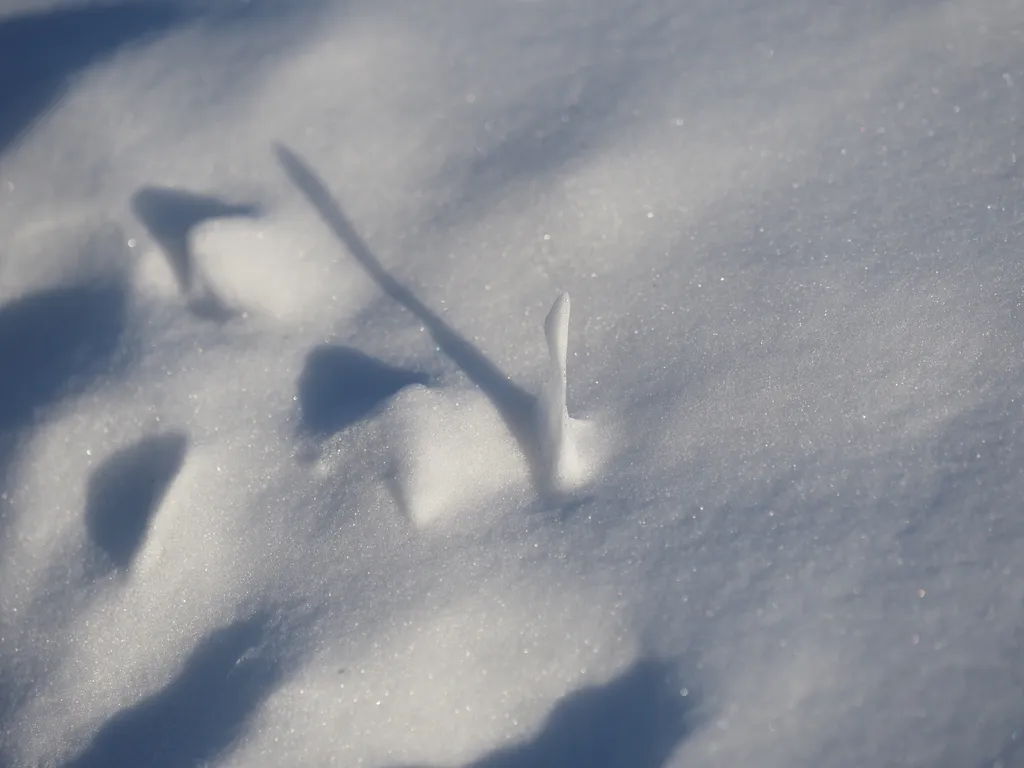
[298, 345, 428, 437]
[85, 432, 189, 572]
[274, 144, 567, 497]
[0, 2, 190, 156]
[131, 186, 261, 321]
[63, 613, 282, 768]
[394, 658, 695, 768]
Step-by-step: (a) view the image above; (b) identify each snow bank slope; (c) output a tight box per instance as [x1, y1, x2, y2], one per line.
[2, 1, 1024, 766]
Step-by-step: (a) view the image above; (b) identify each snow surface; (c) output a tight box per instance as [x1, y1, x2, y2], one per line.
[2, 0, 1024, 765]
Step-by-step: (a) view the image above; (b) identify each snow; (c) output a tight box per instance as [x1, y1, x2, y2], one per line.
[2, 0, 1024, 765]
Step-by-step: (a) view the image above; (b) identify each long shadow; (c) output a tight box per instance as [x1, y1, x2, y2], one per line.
[275, 144, 551, 492]
[63, 613, 282, 768]
[132, 187, 261, 321]
[395, 658, 694, 768]
[299, 345, 429, 436]
[85, 432, 188, 571]
[0, 2, 190, 156]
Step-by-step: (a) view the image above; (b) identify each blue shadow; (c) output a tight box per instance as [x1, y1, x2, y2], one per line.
[298, 344, 428, 436]
[0, 283, 127, 434]
[395, 658, 696, 768]
[85, 432, 188, 571]
[63, 614, 282, 768]
[0, 2, 190, 155]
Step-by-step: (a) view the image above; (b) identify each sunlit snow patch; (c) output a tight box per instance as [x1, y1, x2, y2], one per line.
[387, 292, 604, 526]
[386, 384, 529, 527]
[538, 292, 605, 497]
[191, 220, 344, 322]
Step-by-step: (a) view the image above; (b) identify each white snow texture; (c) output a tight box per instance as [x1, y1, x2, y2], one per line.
[1, 0, 1024, 766]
